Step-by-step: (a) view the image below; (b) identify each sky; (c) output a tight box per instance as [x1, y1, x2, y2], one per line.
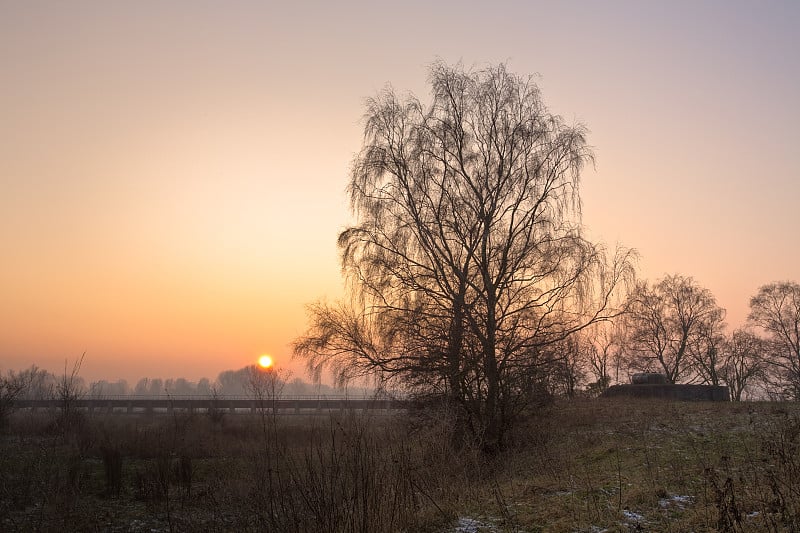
[2, 1, 798, 383]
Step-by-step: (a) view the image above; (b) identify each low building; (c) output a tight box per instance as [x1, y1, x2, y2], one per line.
[601, 373, 730, 401]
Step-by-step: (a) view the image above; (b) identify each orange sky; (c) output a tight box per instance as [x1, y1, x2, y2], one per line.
[2, 2, 799, 383]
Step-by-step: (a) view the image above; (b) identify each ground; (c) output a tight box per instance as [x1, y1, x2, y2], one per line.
[2, 399, 799, 532]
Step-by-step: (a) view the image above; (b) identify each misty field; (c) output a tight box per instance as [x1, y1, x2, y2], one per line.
[2, 399, 800, 532]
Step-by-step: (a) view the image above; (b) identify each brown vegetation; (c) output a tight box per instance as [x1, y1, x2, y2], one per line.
[3, 399, 800, 532]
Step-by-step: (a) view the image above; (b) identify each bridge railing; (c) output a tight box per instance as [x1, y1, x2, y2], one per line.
[15, 392, 408, 401]
[10, 394, 413, 412]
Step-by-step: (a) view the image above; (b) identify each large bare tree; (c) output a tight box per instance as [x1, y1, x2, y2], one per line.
[625, 274, 725, 383]
[749, 281, 800, 399]
[295, 62, 634, 451]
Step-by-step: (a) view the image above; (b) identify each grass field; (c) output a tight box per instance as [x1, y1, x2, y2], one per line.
[2, 399, 800, 532]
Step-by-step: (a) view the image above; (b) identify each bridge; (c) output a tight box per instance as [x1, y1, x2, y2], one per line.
[12, 395, 411, 415]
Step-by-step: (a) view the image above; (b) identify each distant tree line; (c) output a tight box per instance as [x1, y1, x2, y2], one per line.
[549, 276, 800, 402]
[1, 365, 372, 401]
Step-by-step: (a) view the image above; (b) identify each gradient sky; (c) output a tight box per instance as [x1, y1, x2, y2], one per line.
[2, 1, 798, 383]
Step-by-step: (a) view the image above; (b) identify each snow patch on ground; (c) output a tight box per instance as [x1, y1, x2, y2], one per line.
[622, 510, 644, 521]
[658, 494, 693, 510]
[453, 516, 496, 532]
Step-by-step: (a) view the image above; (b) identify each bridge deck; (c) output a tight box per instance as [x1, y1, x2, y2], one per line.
[12, 397, 410, 413]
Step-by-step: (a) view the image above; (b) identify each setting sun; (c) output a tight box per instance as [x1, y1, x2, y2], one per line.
[258, 354, 273, 369]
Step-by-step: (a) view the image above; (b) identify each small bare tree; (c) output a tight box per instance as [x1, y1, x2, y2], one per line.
[689, 310, 728, 386]
[247, 364, 286, 409]
[581, 321, 627, 393]
[625, 274, 725, 383]
[17, 365, 54, 400]
[55, 354, 87, 433]
[719, 329, 767, 401]
[0, 368, 34, 430]
[540, 336, 586, 399]
[748, 281, 800, 399]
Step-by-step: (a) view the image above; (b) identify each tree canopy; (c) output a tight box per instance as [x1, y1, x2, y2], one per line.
[749, 281, 800, 399]
[295, 62, 634, 450]
[625, 274, 726, 384]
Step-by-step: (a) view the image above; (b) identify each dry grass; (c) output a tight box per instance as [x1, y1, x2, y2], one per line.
[467, 400, 800, 532]
[2, 400, 800, 531]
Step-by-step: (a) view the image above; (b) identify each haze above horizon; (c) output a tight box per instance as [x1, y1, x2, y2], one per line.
[2, 1, 798, 383]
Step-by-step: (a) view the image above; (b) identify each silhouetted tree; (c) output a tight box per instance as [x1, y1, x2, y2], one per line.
[286, 377, 310, 395]
[247, 365, 285, 405]
[0, 367, 34, 430]
[216, 369, 248, 396]
[719, 328, 767, 401]
[54, 355, 87, 433]
[581, 321, 626, 393]
[148, 378, 164, 397]
[295, 62, 634, 451]
[88, 379, 129, 397]
[18, 365, 53, 400]
[749, 281, 800, 399]
[133, 378, 149, 396]
[171, 378, 193, 395]
[196, 377, 213, 396]
[545, 336, 586, 398]
[626, 274, 725, 383]
[689, 307, 728, 386]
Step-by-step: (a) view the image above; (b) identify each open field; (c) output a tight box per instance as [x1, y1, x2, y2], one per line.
[2, 399, 800, 532]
